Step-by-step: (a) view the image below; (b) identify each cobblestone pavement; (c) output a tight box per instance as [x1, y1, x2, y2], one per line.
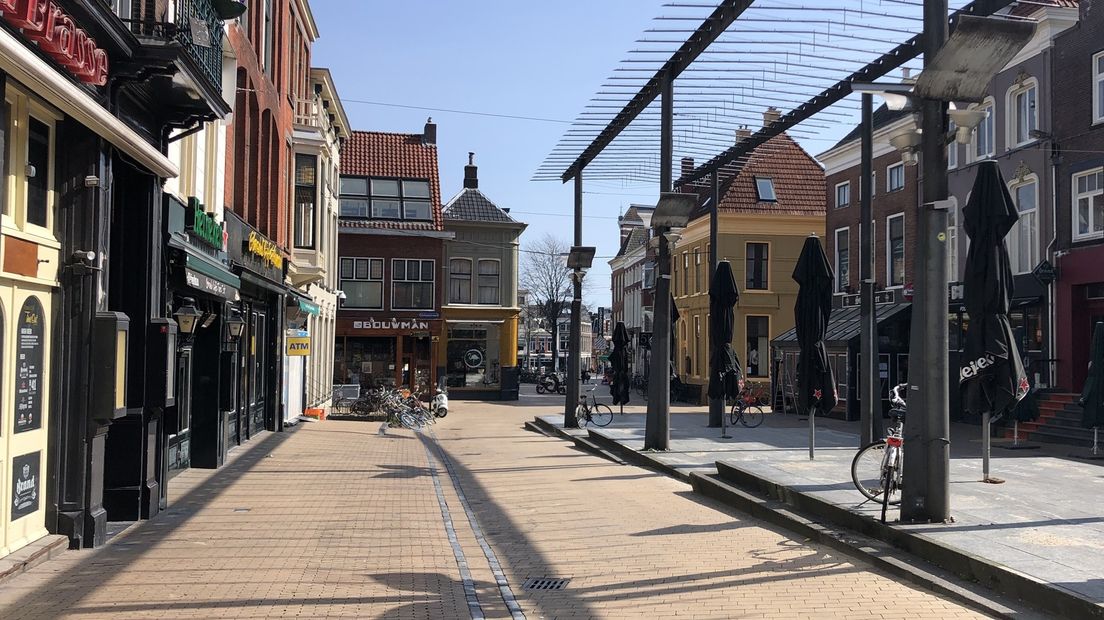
[0, 395, 988, 619]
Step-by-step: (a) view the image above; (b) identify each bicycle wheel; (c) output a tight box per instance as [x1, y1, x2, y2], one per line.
[590, 404, 613, 426]
[851, 441, 900, 505]
[536, 383, 546, 394]
[398, 411, 421, 430]
[729, 403, 742, 426]
[739, 405, 764, 428]
[575, 405, 589, 427]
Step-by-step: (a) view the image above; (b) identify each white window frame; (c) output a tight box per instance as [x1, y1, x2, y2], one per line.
[448, 257, 472, 304]
[947, 119, 958, 169]
[1007, 175, 1039, 275]
[390, 258, 436, 310]
[1073, 167, 1104, 241]
[339, 256, 385, 310]
[1006, 78, 1039, 149]
[946, 197, 959, 281]
[754, 177, 777, 201]
[972, 98, 996, 161]
[1095, 51, 1104, 125]
[886, 213, 905, 288]
[886, 162, 905, 193]
[476, 258, 501, 305]
[835, 181, 850, 209]
[834, 226, 850, 294]
[3, 85, 61, 241]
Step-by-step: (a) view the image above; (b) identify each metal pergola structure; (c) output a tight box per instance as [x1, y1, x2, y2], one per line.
[537, 0, 1039, 522]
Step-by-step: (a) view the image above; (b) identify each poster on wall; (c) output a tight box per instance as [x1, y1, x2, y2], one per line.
[15, 298, 44, 433]
[11, 451, 40, 521]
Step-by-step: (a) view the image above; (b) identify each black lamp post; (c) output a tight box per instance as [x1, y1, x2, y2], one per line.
[564, 245, 596, 428]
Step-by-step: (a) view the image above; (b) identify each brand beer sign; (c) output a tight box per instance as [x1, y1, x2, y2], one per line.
[0, 0, 110, 86]
[247, 231, 283, 270]
[186, 197, 226, 251]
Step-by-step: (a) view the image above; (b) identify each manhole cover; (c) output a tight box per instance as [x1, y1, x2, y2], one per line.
[522, 578, 570, 591]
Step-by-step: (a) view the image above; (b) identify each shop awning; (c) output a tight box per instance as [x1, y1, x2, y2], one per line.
[287, 289, 320, 315]
[239, 270, 290, 295]
[168, 237, 241, 301]
[0, 29, 177, 179]
[772, 303, 911, 348]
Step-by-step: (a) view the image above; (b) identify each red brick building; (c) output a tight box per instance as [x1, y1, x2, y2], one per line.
[335, 123, 449, 392]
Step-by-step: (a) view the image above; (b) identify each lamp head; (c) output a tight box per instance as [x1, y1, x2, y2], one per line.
[173, 297, 202, 335]
[948, 107, 989, 144]
[888, 125, 922, 167]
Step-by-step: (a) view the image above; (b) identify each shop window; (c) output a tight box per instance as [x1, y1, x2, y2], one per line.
[449, 258, 472, 304]
[340, 257, 384, 309]
[392, 258, 434, 310]
[834, 227, 850, 294]
[1007, 78, 1038, 147]
[835, 181, 850, 209]
[3, 87, 58, 234]
[1008, 178, 1039, 274]
[1073, 168, 1104, 241]
[294, 154, 316, 249]
[886, 162, 904, 193]
[447, 324, 501, 388]
[746, 242, 768, 290]
[338, 176, 432, 221]
[746, 316, 769, 377]
[972, 99, 995, 160]
[887, 214, 905, 287]
[477, 259, 500, 305]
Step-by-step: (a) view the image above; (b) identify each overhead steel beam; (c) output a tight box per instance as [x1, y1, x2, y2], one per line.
[559, 0, 753, 183]
[675, 0, 1018, 188]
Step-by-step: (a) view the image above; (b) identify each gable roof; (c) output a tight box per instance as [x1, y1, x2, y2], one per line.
[615, 226, 648, 258]
[691, 133, 825, 219]
[443, 187, 520, 224]
[340, 130, 443, 231]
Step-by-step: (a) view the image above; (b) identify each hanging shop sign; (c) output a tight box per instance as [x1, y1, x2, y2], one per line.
[1, 0, 110, 86]
[286, 331, 311, 356]
[185, 197, 226, 251]
[185, 268, 237, 301]
[11, 451, 40, 520]
[15, 297, 44, 433]
[247, 231, 283, 270]
[352, 318, 430, 331]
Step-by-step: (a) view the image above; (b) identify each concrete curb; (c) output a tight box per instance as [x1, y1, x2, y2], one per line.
[0, 535, 69, 588]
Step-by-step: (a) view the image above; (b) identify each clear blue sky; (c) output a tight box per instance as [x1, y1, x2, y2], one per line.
[310, 1, 673, 308]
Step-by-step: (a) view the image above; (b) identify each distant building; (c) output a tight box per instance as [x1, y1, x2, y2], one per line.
[608, 205, 656, 377]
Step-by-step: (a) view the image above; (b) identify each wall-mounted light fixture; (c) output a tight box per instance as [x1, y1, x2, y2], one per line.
[173, 297, 202, 335]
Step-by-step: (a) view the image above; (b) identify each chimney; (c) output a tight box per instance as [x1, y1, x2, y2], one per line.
[680, 157, 694, 177]
[463, 152, 478, 189]
[762, 107, 781, 127]
[423, 117, 436, 145]
[902, 67, 912, 81]
[735, 125, 752, 142]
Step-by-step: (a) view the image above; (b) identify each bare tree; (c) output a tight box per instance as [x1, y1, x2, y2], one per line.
[520, 234, 572, 373]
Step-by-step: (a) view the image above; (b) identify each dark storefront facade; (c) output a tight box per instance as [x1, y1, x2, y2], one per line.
[335, 316, 443, 393]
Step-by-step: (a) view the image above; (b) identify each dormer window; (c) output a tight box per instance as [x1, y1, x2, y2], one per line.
[339, 176, 432, 220]
[755, 177, 776, 202]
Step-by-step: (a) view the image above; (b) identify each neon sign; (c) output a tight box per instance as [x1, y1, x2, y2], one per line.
[1, 0, 110, 86]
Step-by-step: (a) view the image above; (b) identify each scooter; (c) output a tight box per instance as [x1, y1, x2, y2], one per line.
[432, 387, 449, 418]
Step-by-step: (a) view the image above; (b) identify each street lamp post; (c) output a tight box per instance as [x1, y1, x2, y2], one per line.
[564, 245, 596, 428]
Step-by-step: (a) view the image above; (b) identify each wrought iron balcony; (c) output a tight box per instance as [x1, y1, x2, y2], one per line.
[113, 0, 225, 94]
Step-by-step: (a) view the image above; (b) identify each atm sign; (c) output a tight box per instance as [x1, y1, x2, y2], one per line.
[286, 335, 311, 356]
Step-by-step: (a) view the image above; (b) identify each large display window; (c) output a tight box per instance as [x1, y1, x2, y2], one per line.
[336, 337, 396, 389]
[446, 323, 500, 389]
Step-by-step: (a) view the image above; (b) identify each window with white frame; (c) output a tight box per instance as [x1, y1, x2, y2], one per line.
[449, 258, 472, 304]
[887, 214, 905, 287]
[947, 119, 958, 169]
[340, 257, 384, 309]
[392, 258, 435, 309]
[1095, 51, 1104, 124]
[4, 86, 59, 234]
[755, 177, 777, 201]
[1007, 178, 1039, 274]
[293, 154, 316, 249]
[947, 198, 959, 281]
[973, 99, 995, 159]
[834, 227, 850, 294]
[886, 162, 905, 192]
[1008, 79, 1038, 147]
[835, 181, 850, 208]
[477, 259, 500, 304]
[1074, 168, 1104, 240]
[339, 177, 432, 220]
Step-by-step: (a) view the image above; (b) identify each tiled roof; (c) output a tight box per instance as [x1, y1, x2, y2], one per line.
[443, 188, 519, 224]
[830, 104, 913, 151]
[691, 133, 826, 219]
[616, 226, 648, 258]
[340, 131, 443, 231]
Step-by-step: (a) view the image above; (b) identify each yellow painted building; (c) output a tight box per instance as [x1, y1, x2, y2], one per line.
[672, 132, 826, 400]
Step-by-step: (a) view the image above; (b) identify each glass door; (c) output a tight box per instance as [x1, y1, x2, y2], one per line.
[167, 348, 193, 477]
[250, 311, 266, 437]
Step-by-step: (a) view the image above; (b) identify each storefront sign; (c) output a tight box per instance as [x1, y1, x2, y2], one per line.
[352, 318, 430, 331]
[11, 451, 39, 520]
[1032, 259, 1056, 286]
[463, 348, 484, 368]
[1, 0, 110, 86]
[15, 297, 43, 433]
[286, 333, 311, 356]
[185, 197, 225, 251]
[185, 268, 237, 301]
[247, 231, 283, 270]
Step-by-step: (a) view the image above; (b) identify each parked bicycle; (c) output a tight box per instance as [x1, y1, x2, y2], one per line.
[851, 383, 907, 523]
[729, 388, 765, 428]
[535, 373, 566, 395]
[631, 373, 648, 399]
[576, 386, 613, 427]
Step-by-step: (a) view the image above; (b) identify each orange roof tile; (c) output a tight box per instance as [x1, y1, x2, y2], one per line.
[340, 131, 444, 230]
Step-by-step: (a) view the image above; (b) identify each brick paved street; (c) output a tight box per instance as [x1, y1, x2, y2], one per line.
[0, 395, 989, 619]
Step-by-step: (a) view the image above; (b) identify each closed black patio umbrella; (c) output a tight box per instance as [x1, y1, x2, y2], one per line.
[708, 261, 742, 402]
[609, 321, 631, 411]
[793, 235, 837, 459]
[961, 160, 1029, 479]
[1078, 321, 1104, 456]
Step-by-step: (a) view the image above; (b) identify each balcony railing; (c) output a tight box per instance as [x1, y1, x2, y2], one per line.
[294, 96, 335, 135]
[113, 0, 224, 91]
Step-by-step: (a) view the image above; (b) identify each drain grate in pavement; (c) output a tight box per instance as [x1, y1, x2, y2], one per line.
[522, 577, 569, 591]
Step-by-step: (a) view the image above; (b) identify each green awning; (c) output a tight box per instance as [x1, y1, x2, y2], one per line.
[297, 298, 320, 316]
[184, 253, 241, 289]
